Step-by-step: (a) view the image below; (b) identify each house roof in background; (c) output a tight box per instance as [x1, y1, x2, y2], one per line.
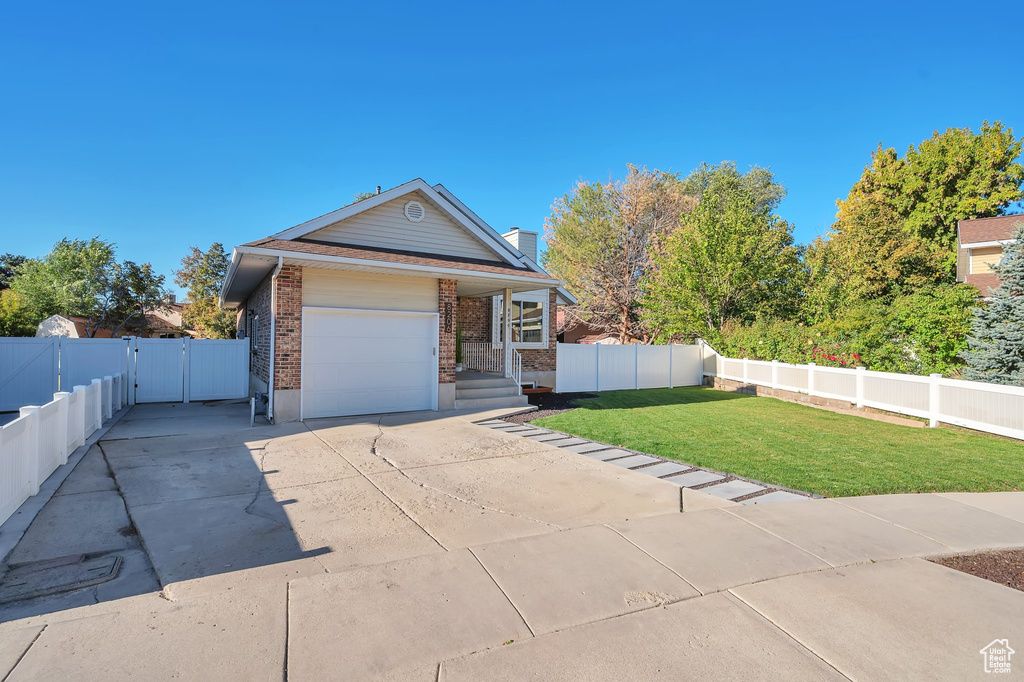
[965, 273, 1001, 297]
[958, 214, 1024, 245]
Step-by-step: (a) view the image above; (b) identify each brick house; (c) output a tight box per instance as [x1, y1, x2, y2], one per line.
[956, 214, 1023, 297]
[220, 179, 575, 422]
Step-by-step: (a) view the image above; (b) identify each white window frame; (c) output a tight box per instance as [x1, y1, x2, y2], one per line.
[491, 289, 548, 350]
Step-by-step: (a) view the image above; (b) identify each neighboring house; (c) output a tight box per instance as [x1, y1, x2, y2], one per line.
[35, 296, 190, 339]
[556, 309, 643, 345]
[220, 179, 575, 422]
[957, 214, 1022, 297]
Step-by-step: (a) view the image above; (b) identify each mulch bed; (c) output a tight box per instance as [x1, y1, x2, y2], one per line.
[930, 549, 1024, 592]
[500, 392, 595, 424]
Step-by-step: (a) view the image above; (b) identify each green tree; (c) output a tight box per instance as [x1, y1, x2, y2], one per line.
[0, 254, 27, 290]
[108, 261, 170, 336]
[543, 165, 692, 343]
[0, 290, 38, 336]
[642, 163, 802, 340]
[836, 121, 1023, 275]
[175, 243, 236, 339]
[962, 224, 1024, 385]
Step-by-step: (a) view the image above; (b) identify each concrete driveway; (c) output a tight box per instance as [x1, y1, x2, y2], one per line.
[1, 402, 1023, 680]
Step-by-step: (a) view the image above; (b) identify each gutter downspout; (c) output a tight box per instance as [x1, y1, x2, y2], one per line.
[267, 256, 283, 422]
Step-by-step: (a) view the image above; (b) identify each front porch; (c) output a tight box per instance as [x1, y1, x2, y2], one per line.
[453, 369, 529, 410]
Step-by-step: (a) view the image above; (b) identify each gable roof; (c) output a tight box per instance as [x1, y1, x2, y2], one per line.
[272, 179, 528, 268]
[959, 214, 1024, 245]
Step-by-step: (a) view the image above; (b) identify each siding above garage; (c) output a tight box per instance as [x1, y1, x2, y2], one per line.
[306, 191, 500, 262]
[302, 268, 439, 313]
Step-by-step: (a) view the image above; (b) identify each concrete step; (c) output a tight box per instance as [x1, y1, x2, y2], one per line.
[455, 386, 522, 399]
[455, 376, 516, 390]
[455, 395, 531, 410]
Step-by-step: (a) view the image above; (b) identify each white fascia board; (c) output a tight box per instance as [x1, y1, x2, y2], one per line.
[219, 247, 243, 307]
[959, 239, 1015, 248]
[235, 245, 563, 288]
[555, 286, 577, 305]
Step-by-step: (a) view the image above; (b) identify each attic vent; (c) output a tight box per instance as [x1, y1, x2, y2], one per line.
[404, 200, 425, 222]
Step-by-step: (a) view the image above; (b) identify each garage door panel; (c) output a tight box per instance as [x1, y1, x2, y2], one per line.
[302, 309, 437, 419]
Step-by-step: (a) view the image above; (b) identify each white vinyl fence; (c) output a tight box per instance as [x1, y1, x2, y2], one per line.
[0, 336, 249, 412]
[0, 372, 126, 527]
[711, 356, 1024, 441]
[556, 342, 708, 393]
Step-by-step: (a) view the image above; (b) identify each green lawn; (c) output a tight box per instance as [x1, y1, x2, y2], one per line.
[533, 387, 1024, 497]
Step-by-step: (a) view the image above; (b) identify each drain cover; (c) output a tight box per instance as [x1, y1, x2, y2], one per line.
[0, 554, 122, 604]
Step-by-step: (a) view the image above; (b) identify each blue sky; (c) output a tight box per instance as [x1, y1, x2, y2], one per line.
[2, 1, 1022, 297]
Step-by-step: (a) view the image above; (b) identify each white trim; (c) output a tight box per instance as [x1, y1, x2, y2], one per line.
[235, 245, 561, 288]
[959, 239, 1015, 248]
[492, 291, 549, 350]
[299, 306, 440, 421]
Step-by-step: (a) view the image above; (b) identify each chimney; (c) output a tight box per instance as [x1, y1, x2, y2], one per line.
[502, 227, 538, 263]
[376, 186, 381, 195]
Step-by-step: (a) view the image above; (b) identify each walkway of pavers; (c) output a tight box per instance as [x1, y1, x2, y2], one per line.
[478, 418, 812, 504]
[0, 404, 1022, 680]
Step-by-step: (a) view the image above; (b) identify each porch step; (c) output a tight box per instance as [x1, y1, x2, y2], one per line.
[454, 374, 515, 390]
[456, 386, 523, 400]
[455, 395, 531, 410]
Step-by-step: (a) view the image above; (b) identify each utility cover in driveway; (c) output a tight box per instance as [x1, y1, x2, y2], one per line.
[0, 554, 122, 603]
[302, 308, 437, 419]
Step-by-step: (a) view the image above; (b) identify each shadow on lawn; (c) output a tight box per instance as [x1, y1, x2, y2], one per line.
[570, 386, 756, 411]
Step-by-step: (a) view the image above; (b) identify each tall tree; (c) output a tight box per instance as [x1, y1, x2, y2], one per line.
[0, 254, 27, 290]
[108, 261, 170, 336]
[836, 121, 1023, 275]
[175, 243, 235, 339]
[543, 165, 692, 343]
[962, 224, 1024, 385]
[0, 290, 37, 336]
[642, 163, 801, 340]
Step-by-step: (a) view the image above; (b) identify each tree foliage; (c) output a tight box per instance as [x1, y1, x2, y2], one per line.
[0, 290, 37, 337]
[175, 243, 236, 339]
[642, 163, 801, 340]
[962, 224, 1024, 385]
[10, 238, 169, 337]
[543, 165, 692, 343]
[0, 254, 27, 291]
[835, 121, 1023, 275]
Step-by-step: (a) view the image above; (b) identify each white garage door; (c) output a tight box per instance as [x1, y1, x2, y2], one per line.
[302, 308, 438, 419]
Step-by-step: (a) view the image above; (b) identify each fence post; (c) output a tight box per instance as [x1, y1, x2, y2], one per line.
[807, 363, 816, 397]
[855, 367, 866, 408]
[928, 373, 941, 428]
[594, 342, 600, 392]
[668, 344, 674, 389]
[53, 392, 71, 464]
[742, 357, 749, 384]
[103, 375, 113, 420]
[634, 343, 639, 390]
[128, 337, 137, 406]
[72, 385, 87, 448]
[183, 336, 191, 404]
[19, 406, 41, 496]
[695, 340, 704, 386]
[91, 379, 103, 427]
[770, 360, 778, 390]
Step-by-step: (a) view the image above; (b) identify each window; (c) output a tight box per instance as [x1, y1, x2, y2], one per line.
[251, 315, 260, 350]
[492, 292, 547, 349]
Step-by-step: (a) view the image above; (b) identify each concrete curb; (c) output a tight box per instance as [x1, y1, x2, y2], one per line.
[0, 405, 132, 567]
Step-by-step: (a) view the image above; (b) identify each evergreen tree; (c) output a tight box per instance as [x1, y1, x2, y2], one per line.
[962, 224, 1024, 385]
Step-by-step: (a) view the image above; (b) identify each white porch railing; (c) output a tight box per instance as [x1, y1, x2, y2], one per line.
[511, 347, 522, 396]
[462, 342, 505, 374]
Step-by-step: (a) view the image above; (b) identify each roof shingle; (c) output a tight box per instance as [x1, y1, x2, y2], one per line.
[959, 215, 1024, 244]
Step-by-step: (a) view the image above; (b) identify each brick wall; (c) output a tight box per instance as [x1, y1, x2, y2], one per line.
[458, 295, 490, 343]
[274, 265, 303, 390]
[519, 289, 557, 372]
[246, 272, 273, 385]
[439, 279, 457, 383]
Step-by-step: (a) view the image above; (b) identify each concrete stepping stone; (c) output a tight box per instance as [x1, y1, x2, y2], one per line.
[668, 470, 725, 488]
[635, 462, 691, 479]
[527, 433, 570, 442]
[508, 428, 547, 437]
[607, 455, 661, 469]
[485, 423, 520, 430]
[476, 420, 508, 426]
[588, 449, 634, 461]
[701, 480, 765, 500]
[553, 438, 592, 448]
[498, 426, 537, 434]
[561, 443, 610, 455]
[740, 491, 808, 505]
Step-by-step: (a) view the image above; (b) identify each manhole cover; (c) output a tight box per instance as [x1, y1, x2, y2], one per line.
[0, 554, 122, 604]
